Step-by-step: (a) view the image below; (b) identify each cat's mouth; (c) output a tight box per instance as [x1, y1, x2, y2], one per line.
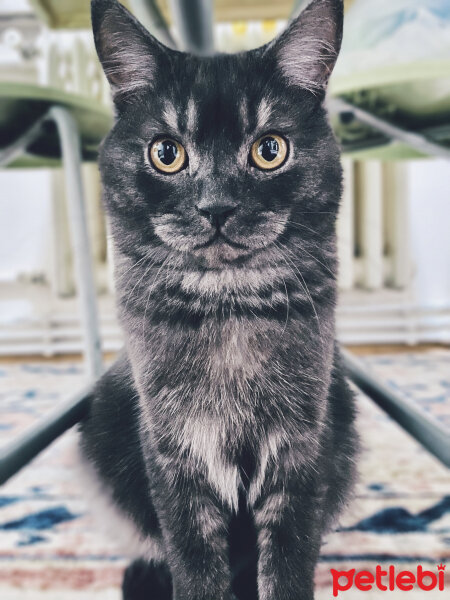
[194, 230, 248, 251]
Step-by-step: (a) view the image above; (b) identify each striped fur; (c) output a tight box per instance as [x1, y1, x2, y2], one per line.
[81, 2, 357, 599]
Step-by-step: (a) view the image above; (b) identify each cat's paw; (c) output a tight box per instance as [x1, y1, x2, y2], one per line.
[122, 559, 172, 600]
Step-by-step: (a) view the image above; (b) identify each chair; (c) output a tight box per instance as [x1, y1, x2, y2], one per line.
[1, 0, 448, 490]
[0, 81, 112, 378]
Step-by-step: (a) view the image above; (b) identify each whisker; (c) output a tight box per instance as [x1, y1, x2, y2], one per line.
[285, 218, 322, 238]
[280, 273, 289, 336]
[142, 253, 173, 341]
[118, 253, 149, 281]
[272, 220, 336, 277]
[274, 241, 324, 350]
[284, 235, 335, 279]
[122, 257, 159, 313]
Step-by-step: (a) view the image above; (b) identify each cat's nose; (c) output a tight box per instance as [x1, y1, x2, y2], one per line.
[196, 203, 237, 228]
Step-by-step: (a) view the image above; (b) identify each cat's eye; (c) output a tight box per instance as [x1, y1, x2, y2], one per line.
[250, 134, 288, 171]
[149, 138, 187, 174]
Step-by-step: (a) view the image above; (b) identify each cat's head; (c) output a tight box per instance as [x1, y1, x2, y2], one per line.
[92, 0, 343, 271]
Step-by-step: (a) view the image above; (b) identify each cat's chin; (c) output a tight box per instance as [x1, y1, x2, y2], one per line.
[192, 238, 251, 268]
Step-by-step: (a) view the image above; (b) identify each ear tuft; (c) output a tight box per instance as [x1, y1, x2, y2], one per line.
[273, 0, 343, 94]
[91, 0, 161, 104]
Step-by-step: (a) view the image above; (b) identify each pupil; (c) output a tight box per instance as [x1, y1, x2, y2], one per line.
[157, 140, 178, 165]
[258, 137, 279, 162]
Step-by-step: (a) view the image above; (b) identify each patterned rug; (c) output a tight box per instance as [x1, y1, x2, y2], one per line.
[0, 350, 449, 599]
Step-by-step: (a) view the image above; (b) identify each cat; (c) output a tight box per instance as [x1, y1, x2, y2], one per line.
[79, 1, 358, 599]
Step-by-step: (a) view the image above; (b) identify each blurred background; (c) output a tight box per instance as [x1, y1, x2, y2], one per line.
[1, 0, 450, 351]
[0, 1, 449, 599]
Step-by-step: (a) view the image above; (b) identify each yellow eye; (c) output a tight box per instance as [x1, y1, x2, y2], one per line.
[149, 138, 187, 173]
[250, 134, 288, 170]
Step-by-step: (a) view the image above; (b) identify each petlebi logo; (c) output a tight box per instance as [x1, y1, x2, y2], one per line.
[331, 564, 446, 597]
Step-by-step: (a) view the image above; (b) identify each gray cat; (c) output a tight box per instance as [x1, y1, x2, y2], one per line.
[79, 1, 358, 599]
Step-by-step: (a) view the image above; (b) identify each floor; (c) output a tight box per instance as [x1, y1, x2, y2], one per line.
[0, 348, 449, 599]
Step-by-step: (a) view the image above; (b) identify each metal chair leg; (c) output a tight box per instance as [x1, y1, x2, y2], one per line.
[342, 349, 450, 467]
[48, 106, 103, 379]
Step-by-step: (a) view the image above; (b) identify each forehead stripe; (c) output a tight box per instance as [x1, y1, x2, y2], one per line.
[186, 98, 197, 133]
[239, 100, 249, 131]
[257, 98, 273, 130]
[162, 101, 179, 131]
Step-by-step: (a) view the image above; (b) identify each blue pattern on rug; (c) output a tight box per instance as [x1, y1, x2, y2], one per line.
[17, 534, 48, 546]
[0, 496, 21, 508]
[341, 496, 450, 533]
[0, 506, 79, 531]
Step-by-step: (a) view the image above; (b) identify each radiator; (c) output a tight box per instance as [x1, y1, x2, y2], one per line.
[333, 159, 447, 345]
[337, 159, 411, 292]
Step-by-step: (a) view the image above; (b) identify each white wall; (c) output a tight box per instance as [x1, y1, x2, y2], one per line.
[0, 170, 53, 281]
[1, 0, 31, 12]
[408, 158, 450, 307]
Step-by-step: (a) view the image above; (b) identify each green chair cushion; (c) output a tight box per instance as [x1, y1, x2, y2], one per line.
[0, 82, 113, 168]
[330, 59, 450, 160]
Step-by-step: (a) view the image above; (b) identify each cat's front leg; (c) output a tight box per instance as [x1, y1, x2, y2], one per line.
[254, 479, 324, 600]
[149, 461, 235, 600]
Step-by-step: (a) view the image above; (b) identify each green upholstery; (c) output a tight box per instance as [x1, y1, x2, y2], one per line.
[330, 59, 450, 160]
[2, 65, 449, 165]
[28, 2, 450, 162]
[0, 82, 112, 168]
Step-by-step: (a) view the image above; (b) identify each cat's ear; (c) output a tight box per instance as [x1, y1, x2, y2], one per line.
[269, 0, 343, 94]
[91, 0, 165, 104]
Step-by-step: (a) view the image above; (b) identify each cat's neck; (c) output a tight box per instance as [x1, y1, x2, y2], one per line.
[116, 245, 336, 331]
